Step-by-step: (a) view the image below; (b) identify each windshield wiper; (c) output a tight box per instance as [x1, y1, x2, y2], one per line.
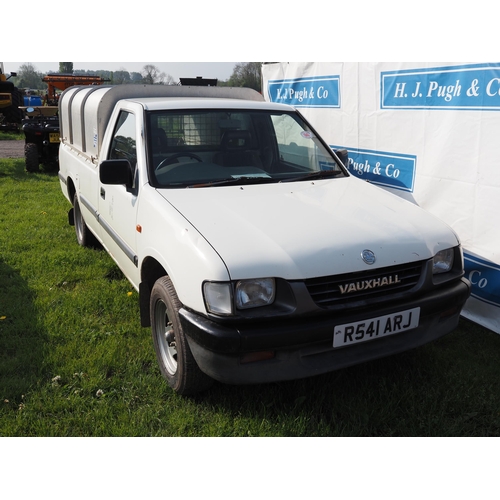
[280, 170, 344, 183]
[187, 176, 275, 188]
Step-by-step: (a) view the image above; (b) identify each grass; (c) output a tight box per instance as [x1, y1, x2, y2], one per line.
[1, 156, 500, 437]
[0, 130, 23, 140]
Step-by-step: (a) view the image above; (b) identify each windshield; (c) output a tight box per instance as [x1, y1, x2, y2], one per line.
[147, 109, 346, 188]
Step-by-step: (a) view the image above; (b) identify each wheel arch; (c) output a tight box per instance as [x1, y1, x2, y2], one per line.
[66, 176, 76, 206]
[139, 256, 168, 327]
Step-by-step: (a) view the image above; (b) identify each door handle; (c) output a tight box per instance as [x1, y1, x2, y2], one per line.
[100, 187, 105, 199]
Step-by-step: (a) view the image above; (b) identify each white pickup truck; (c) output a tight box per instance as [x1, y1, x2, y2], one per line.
[58, 84, 471, 395]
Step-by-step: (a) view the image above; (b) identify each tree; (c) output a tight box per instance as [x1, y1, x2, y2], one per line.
[14, 63, 45, 90]
[141, 64, 165, 85]
[227, 62, 262, 92]
[130, 72, 143, 83]
[140, 64, 175, 85]
[59, 62, 73, 73]
[94, 70, 112, 81]
[113, 68, 132, 85]
[163, 74, 176, 85]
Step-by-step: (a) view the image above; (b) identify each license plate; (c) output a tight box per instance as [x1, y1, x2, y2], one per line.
[49, 133, 60, 143]
[334, 307, 420, 348]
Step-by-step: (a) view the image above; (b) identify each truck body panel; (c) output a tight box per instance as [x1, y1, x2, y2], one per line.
[158, 177, 459, 281]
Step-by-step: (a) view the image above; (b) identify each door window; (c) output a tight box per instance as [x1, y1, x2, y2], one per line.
[109, 111, 137, 166]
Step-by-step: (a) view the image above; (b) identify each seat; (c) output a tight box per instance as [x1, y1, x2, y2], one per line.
[151, 126, 169, 154]
[214, 130, 263, 168]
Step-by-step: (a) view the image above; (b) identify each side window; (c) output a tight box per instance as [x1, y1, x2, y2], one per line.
[109, 111, 137, 167]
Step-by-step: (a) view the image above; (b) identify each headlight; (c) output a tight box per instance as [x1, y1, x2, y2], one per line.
[235, 278, 275, 310]
[433, 248, 454, 274]
[203, 278, 276, 316]
[203, 282, 232, 315]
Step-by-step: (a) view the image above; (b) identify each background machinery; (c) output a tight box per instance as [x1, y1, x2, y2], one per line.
[0, 63, 22, 131]
[22, 73, 108, 172]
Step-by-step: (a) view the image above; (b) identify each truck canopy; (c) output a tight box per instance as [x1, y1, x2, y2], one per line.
[59, 84, 264, 156]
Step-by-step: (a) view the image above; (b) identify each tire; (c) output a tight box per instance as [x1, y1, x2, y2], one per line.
[73, 192, 97, 247]
[24, 143, 39, 172]
[150, 276, 212, 395]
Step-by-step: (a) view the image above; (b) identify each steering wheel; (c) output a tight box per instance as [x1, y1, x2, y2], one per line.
[156, 152, 203, 170]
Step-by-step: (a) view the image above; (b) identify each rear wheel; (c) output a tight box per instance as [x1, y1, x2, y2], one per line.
[73, 192, 97, 247]
[150, 276, 212, 395]
[24, 143, 39, 172]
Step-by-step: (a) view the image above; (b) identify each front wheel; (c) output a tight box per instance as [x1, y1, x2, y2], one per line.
[150, 276, 212, 395]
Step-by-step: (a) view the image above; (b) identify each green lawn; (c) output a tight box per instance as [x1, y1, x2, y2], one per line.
[1, 156, 500, 437]
[0, 130, 23, 140]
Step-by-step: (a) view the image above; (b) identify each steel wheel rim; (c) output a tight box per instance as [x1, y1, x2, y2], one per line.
[154, 299, 177, 375]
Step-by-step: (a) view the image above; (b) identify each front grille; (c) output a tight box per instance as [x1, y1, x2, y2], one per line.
[305, 261, 423, 308]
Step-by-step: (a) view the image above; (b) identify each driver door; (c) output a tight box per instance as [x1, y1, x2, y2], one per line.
[98, 109, 141, 282]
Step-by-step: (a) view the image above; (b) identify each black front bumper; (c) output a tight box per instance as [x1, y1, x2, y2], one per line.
[180, 278, 471, 385]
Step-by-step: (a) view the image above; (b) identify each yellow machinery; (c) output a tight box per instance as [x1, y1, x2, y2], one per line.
[0, 63, 22, 129]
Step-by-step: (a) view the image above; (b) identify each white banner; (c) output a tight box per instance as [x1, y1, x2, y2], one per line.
[262, 62, 500, 334]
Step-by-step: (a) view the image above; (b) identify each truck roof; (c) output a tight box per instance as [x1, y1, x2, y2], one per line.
[124, 97, 291, 112]
[59, 84, 268, 152]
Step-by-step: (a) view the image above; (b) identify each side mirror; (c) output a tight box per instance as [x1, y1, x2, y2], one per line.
[100, 159, 134, 188]
[334, 149, 349, 168]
